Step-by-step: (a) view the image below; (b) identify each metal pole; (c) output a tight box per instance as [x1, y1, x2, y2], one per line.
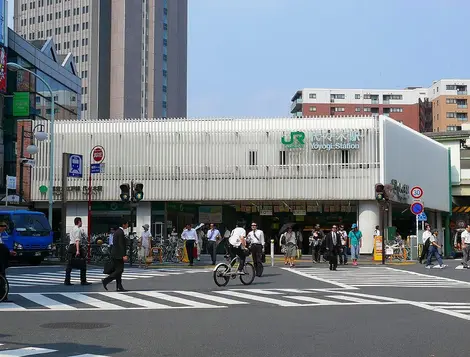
[129, 180, 134, 267]
[19, 126, 25, 202]
[48, 86, 55, 229]
[5, 176, 7, 206]
[270, 239, 274, 267]
[60, 153, 68, 262]
[414, 213, 418, 261]
[87, 148, 92, 263]
[381, 204, 386, 265]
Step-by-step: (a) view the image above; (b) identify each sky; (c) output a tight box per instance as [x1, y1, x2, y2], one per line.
[8, 0, 470, 118]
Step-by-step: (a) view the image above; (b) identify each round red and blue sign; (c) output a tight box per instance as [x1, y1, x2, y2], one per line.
[411, 202, 424, 215]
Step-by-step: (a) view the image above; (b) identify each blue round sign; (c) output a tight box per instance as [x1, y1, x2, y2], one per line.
[411, 202, 424, 215]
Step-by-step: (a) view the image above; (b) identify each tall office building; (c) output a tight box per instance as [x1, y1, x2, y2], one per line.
[14, 0, 187, 120]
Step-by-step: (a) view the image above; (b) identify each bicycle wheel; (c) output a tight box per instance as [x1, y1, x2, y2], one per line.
[213, 263, 230, 287]
[0, 275, 9, 302]
[240, 262, 255, 285]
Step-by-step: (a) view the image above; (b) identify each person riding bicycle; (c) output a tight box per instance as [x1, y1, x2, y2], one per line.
[0, 221, 17, 302]
[228, 221, 248, 274]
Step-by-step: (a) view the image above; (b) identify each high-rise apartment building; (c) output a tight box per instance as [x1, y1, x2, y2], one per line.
[291, 80, 470, 133]
[14, 0, 187, 120]
[427, 80, 469, 132]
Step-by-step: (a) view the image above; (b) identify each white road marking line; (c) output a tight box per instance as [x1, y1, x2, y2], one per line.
[137, 291, 222, 308]
[99, 292, 169, 309]
[0, 303, 26, 311]
[422, 302, 470, 305]
[385, 267, 470, 286]
[59, 293, 123, 310]
[230, 289, 282, 295]
[19, 293, 77, 310]
[286, 296, 341, 305]
[68, 354, 110, 357]
[281, 268, 357, 289]
[175, 291, 248, 305]
[215, 290, 303, 307]
[0, 347, 56, 356]
[325, 295, 382, 304]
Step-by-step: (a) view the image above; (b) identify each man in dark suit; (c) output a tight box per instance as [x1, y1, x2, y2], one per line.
[325, 225, 342, 271]
[102, 218, 129, 292]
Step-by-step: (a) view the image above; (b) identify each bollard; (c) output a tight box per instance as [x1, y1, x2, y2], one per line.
[271, 239, 274, 267]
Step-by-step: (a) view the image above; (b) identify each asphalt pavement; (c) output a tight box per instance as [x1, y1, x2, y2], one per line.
[2, 257, 470, 356]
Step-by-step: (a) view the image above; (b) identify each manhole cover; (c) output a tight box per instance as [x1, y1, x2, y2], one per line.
[40, 322, 111, 330]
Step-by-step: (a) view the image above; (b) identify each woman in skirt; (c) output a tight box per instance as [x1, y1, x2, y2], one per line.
[280, 227, 297, 268]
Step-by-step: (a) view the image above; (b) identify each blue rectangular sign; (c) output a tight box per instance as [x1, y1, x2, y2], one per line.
[90, 163, 102, 174]
[68, 154, 83, 178]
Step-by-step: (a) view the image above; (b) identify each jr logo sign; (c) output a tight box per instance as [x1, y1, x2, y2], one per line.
[281, 131, 305, 148]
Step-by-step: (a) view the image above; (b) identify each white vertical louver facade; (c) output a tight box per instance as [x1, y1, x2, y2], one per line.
[30, 116, 381, 202]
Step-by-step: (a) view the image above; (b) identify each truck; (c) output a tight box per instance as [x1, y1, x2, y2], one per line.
[0, 208, 53, 265]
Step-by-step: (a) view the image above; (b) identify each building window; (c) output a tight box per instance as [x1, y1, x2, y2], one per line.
[390, 95, 403, 100]
[309, 106, 316, 112]
[447, 125, 461, 131]
[249, 151, 258, 166]
[364, 94, 371, 99]
[364, 107, 371, 112]
[341, 150, 349, 164]
[331, 94, 345, 99]
[390, 107, 403, 113]
[162, 101, 167, 109]
[446, 98, 456, 104]
[163, 38, 168, 46]
[163, 69, 167, 77]
[355, 107, 361, 112]
[279, 151, 287, 166]
[308, 93, 316, 99]
[446, 85, 456, 90]
[447, 112, 456, 118]
[163, 23, 167, 31]
[355, 94, 360, 99]
[162, 85, 167, 92]
[333, 107, 345, 112]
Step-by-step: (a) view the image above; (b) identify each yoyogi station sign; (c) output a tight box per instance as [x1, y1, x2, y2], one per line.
[281, 130, 362, 151]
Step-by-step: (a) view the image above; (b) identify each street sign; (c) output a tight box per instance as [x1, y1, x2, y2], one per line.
[90, 163, 105, 174]
[6, 175, 16, 190]
[68, 154, 83, 178]
[417, 212, 427, 221]
[410, 186, 423, 199]
[22, 159, 35, 167]
[92, 146, 105, 164]
[411, 202, 424, 215]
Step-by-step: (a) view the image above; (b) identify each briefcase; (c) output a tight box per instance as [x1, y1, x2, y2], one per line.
[261, 253, 266, 263]
[103, 260, 114, 274]
[70, 257, 86, 270]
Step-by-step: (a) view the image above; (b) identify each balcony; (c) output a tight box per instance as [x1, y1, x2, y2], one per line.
[457, 104, 468, 109]
[290, 98, 303, 113]
[458, 91, 468, 95]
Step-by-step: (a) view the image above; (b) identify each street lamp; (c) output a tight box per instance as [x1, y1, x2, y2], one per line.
[18, 124, 48, 202]
[7, 62, 55, 228]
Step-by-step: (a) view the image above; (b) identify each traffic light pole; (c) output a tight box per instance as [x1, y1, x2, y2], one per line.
[129, 180, 134, 267]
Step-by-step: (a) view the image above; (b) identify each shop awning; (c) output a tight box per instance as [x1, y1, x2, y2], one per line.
[452, 206, 470, 213]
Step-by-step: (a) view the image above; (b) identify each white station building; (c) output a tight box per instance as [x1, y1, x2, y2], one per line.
[29, 116, 451, 254]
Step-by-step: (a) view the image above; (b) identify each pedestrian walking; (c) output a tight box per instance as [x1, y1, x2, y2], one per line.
[325, 225, 341, 271]
[102, 218, 129, 291]
[460, 225, 470, 269]
[338, 225, 349, 265]
[419, 224, 432, 264]
[138, 224, 152, 268]
[280, 226, 297, 268]
[425, 230, 448, 269]
[206, 223, 220, 265]
[309, 224, 324, 263]
[349, 223, 362, 266]
[182, 223, 198, 266]
[64, 217, 91, 286]
[246, 222, 265, 277]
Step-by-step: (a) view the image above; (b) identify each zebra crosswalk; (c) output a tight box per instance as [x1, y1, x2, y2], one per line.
[0, 344, 109, 356]
[284, 266, 470, 289]
[0, 288, 403, 312]
[6, 268, 211, 288]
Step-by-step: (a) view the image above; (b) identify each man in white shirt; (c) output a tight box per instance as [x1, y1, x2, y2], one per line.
[461, 225, 470, 268]
[206, 223, 221, 265]
[425, 230, 447, 269]
[420, 224, 432, 264]
[246, 222, 265, 277]
[138, 224, 152, 268]
[182, 223, 198, 266]
[228, 221, 247, 274]
[64, 217, 91, 286]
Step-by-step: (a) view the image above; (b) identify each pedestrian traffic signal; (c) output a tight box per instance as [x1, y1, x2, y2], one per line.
[134, 183, 144, 201]
[120, 183, 130, 202]
[375, 183, 386, 201]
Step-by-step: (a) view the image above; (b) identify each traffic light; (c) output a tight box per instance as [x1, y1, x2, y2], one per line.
[375, 183, 386, 201]
[134, 183, 144, 201]
[120, 183, 130, 202]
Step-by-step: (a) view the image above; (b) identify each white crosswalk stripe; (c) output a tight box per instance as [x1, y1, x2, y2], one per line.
[5, 268, 211, 287]
[284, 266, 470, 288]
[0, 345, 109, 356]
[0, 288, 401, 312]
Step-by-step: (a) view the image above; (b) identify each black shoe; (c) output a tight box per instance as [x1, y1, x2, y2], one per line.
[81, 282, 92, 286]
[329, 265, 333, 270]
[116, 286, 128, 292]
[101, 279, 109, 291]
[64, 282, 73, 286]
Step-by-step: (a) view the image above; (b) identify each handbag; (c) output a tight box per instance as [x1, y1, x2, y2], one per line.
[261, 253, 266, 263]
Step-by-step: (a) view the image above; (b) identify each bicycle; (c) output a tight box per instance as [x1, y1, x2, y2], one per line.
[213, 254, 255, 287]
[0, 274, 9, 302]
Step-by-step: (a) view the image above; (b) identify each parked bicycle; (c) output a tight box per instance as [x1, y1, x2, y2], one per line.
[213, 254, 255, 287]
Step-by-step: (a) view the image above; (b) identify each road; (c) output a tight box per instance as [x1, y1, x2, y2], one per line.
[1, 259, 470, 356]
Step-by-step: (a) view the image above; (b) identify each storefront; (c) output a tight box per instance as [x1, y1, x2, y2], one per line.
[29, 115, 451, 253]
